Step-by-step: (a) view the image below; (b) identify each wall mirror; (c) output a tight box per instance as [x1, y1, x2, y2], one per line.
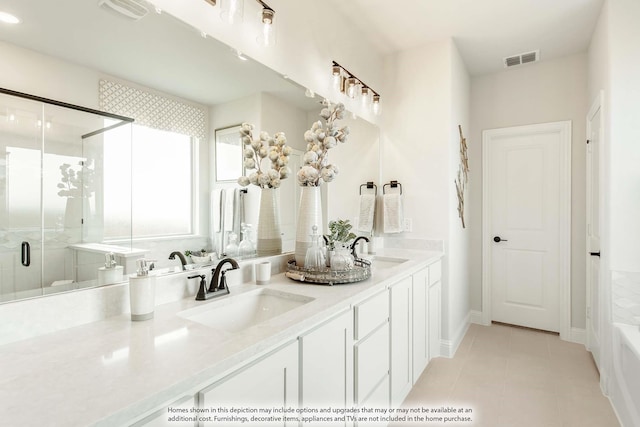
[0, 0, 380, 304]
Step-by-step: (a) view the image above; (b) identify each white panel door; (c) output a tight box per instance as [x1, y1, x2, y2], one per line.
[586, 93, 603, 369]
[483, 122, 571, 333]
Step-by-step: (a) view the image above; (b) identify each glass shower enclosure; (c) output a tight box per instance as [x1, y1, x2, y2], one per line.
[0, 88, 133, 302]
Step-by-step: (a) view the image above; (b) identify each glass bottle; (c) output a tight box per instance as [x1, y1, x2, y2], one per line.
[330, 243, 355, 271]
[304, 225, 326, 270]
[238, 223, 256, 258]
[225, 231, 239, 257]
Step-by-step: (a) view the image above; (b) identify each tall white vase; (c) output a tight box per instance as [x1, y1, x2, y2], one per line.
[295, 186, 323, 267]
[257, 187, 282, 256]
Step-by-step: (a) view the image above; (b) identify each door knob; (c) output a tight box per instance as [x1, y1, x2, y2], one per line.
[493, 236, 508, 243]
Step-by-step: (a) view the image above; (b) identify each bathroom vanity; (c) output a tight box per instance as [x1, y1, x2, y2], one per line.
[0, 249, 442, 427]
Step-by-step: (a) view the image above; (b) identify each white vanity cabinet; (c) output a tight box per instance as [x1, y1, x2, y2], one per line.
[353, 290, 390, 409]
[130, 395, 196, 427]
[198, 340, 299, 427]
[428, 260, 442, 359]
[299, 308, 353, 426]
[389, 276, 413, 406]
[411, 267, 429, 384]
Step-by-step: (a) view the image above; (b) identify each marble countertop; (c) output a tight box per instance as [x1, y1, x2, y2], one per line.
[0, 248, 442, 427]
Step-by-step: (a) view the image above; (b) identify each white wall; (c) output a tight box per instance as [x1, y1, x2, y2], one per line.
[381, 39, 471, 351]
[469, 53, 589, 329]
[448, 43, 471, 347]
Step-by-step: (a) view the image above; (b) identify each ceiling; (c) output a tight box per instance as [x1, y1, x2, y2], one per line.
[327, 0, 604, 75]
[0, 0, 317, 110]
[0, 0, 605, 110]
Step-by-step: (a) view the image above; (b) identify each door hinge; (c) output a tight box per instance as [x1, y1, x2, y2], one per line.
[586, 139, 590, 145]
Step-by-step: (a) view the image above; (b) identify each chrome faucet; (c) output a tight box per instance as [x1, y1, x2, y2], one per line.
[168, 251, 188, 271]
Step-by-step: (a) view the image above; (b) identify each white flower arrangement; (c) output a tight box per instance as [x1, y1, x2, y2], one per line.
[237, 123, 292, 189]
[297, 101, 350, 187]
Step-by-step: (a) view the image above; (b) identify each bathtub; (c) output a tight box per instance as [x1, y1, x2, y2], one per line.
[613, 323, 640, 427]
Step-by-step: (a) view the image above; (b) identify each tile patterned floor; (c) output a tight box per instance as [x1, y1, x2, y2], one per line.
[391, 323, 620, 427]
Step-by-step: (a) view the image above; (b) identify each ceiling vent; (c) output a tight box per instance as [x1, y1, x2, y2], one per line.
[503, 50, 540, 68]
[98, 0, 148, 20]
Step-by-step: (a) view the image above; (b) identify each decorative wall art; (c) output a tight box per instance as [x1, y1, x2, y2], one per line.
[455, 125, 469, 228]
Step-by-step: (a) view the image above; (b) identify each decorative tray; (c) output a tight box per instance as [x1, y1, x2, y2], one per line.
[285, 258, 371, 285]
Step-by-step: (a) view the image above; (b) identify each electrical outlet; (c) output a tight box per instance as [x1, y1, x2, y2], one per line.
[403, 218, 412, 232]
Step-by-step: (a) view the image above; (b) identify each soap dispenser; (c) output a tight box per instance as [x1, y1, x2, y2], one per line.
[98, 252, 124, 285]
[129, 258, 157, 321]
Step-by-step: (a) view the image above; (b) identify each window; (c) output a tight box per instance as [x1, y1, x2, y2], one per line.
[103, 124, 195, 240]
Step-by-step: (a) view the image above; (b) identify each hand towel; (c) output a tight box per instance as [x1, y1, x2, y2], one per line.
[213, 189, 223, 232]
[383, 192, 404, 234]
[223, 188, 235, 232]
[357, 193, 376, 234]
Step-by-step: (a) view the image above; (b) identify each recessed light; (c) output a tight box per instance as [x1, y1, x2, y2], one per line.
[0, 11, 20, 24]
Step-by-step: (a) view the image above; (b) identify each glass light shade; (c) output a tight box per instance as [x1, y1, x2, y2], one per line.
[361, 87, 371, 107]
[346, 78, 358, 98]
[220, 0, 243, 24]
[257, 8, 275, 47]
[372, 95, 381, 116]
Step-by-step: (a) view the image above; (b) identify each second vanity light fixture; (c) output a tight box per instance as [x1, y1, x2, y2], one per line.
[332, 61, 381, 115]
[203, 0, 275, 47]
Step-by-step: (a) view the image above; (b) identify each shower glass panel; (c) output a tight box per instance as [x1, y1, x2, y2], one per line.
[0, 88, 133, 302]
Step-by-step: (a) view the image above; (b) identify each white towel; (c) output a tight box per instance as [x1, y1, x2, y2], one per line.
[213, 189, 223, 232]
[223, 189, 235, 232]
[357, 194, 376, 234]
[383, 193, 404, 234]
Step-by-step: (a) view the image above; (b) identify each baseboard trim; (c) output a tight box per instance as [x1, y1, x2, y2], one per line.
[470, 310, 485, 325]
[440, 312, 471, 358]
[569, 327, 586, 345]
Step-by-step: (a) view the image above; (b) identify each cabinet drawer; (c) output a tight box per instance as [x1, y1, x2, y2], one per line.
[354, 290, 389, 340]
[429, 260, 441, 286]
[355, 322, 389, 404]
[131, 395, 195, 427]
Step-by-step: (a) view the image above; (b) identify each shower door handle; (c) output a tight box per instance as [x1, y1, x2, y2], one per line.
[21, 241, 31, 267]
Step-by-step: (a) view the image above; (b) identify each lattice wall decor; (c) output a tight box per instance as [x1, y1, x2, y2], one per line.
[99, 79, 207, 141]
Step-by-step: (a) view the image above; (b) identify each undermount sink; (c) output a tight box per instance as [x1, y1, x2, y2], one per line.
[370, 256, 409, 270]
[178, 288, 314, 333]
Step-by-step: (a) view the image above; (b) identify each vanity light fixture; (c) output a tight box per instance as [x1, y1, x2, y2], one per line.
[332, 61, 382, 116]
[202, 0, 276, 47]
[0, 11, 20, 24]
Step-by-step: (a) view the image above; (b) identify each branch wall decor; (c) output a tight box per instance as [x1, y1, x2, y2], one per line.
[455, 125, 469, 228]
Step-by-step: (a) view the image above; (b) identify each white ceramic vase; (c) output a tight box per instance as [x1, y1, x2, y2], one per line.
[257, 187, 282, 256]
[295, 186, 323, 266]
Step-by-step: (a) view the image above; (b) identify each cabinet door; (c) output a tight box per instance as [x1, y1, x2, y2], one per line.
[390, 276, 412, 407]
[429, 280, 442, 360]
[411, 268, 429, 384]
[199, 341, 298, 427]
[355, 322, 389, 406]
[299, 308, 353, 426]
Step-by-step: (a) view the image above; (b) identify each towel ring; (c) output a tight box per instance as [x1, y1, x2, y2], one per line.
[383, 181, 402, 195]
[359, 182, 377, 196]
